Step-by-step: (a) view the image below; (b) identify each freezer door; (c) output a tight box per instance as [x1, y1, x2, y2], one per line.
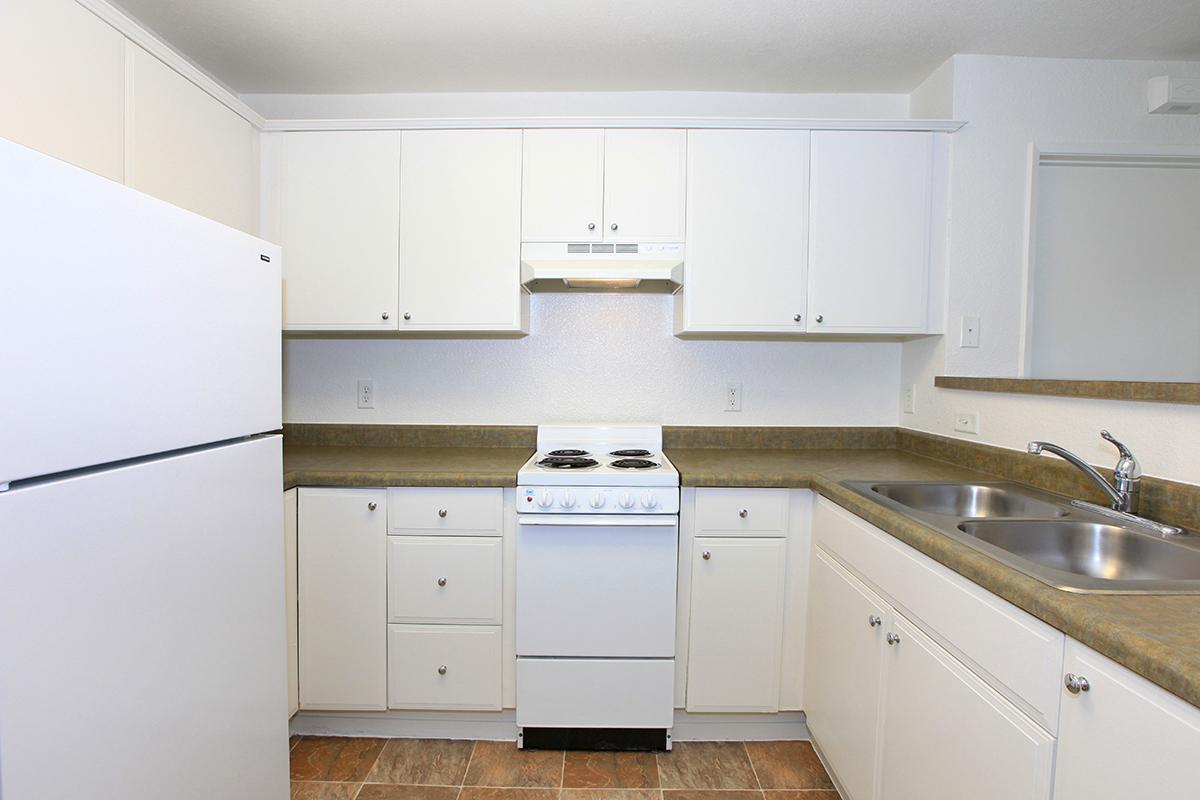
[0, 435, 288, 800]
[0, 139, 281, 485]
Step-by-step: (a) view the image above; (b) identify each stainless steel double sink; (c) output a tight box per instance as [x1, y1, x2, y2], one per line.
[843, 481, 1200, 594]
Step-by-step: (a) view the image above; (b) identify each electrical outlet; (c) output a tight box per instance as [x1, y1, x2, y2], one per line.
[954, 411, 980, 435]
[357, 379, 374, 409]
[960, 316, 981, 348]
[903, 384, 917, 414]
[725, 382, 743, 412]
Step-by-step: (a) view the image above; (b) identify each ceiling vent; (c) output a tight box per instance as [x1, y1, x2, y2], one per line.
[1148, 76, 1200, 115]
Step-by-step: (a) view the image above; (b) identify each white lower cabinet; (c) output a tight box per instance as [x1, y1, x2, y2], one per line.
[387, 624, 502, 711]
[1053, 639, 1200, 800]
[685, 536, 787, 712]
[284, 488, 299, 718]
[297, 488, 387, 710]
[879, 614, 1054, 800]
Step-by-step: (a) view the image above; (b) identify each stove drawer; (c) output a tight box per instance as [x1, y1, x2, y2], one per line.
[387, 488, 503, 535]
[388, 624, 501, 710]
[516, 657, 674, 728]
[695, 488, 788, 536]
[387, 536, 502, 624]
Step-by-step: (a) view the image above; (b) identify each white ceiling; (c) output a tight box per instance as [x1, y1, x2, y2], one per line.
[112, 0, 1200, 94]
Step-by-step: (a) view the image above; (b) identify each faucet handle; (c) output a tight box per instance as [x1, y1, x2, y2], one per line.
[1101, 430, 1141, 479]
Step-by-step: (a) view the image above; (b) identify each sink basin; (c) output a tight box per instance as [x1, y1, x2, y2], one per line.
[958, 520, 1200, 584]
[869, 482, 1068, 519]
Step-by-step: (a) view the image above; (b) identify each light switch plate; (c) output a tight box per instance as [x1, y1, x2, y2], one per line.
[954, 411, 980, 435]
[960, 316, 981, 348]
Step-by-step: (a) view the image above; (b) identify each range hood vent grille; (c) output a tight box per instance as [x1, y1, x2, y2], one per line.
[520, 242, 684, 293]
[564, 243, 644, 255]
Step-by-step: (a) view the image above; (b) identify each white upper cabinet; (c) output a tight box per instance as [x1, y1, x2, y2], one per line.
[521, 129, 686, 243]
[807, 131, 934, 333]
[277, 130, 401, 331]
[398, 129, 526, 332]
[602, 130, 687, 242]
[521, 129, 605, 242]
[677, 130, 810, 333]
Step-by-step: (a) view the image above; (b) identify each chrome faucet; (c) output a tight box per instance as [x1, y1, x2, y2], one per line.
[1027, 430, 1142, 513]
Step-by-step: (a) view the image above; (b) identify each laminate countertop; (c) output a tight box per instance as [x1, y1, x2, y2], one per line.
[667, 446, 1200, 711]
[282, 445, 533, 490]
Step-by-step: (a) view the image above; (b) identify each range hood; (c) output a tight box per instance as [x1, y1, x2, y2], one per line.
[520, 242, 684, 293]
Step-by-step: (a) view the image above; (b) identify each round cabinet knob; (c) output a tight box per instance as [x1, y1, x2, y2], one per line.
[738, 508, 749, 519]
[537, 491, 555, 508]
[437, 665, 448, 675]
[437, 508, 448, 518]
[561, 491, 576, 509]
[702, 550, 712, 560]
[1064, 673, 1091, 695]
[793, 314, 802, 322]
[886, 632, 901, 646]
[640, 492, 657, 509]
[868, 615, 882, 628]
[382, 312, 390, 320]
[367, 502, 377, 511]
[589, 492, 605, 509]
[403, 312, 412, 321]
[587, 222, 596, 231]
[437, 577, 448, 587]
[815, 315, 824, 323]
[618, 492, 635, 509]
[610, 223, 619, 231]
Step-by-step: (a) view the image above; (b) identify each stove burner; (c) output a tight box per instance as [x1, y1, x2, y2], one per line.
[537, 456, 600, 469]
[547, 449, 590, 457]
[610, 449, 652, 457]
[610, 458, 660, 470]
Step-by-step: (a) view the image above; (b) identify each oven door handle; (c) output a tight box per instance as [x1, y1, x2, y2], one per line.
[517, 515, 678, 527]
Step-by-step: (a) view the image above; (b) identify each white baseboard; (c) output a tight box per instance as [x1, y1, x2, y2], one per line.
[290, 709, 809, 742]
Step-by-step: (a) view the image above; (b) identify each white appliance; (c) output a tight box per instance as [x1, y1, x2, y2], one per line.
[520, 242, 684, 292]
[515, 425, 680, 747]
[0, 139, 288, 800]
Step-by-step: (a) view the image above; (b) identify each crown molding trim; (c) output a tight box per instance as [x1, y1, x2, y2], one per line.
[260, 116, 967, 133]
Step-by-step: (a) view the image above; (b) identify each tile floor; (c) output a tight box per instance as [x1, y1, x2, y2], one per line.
[289, 737, 841, 800]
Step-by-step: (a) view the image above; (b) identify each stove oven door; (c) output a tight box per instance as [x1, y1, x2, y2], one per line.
[516, 515, 678, 658]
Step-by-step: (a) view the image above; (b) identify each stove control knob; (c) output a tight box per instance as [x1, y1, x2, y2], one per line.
[537, 491, 555, 508]
[640, 492, 657, 509]
[561, 491, 576, 509]
[589, 492, 605, 509]
[619, 492, 635, 509]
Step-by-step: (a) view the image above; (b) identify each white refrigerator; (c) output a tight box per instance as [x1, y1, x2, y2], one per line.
[0, 139, 289, 799]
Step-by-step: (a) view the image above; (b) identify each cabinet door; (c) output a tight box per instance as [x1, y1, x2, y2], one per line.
[686, 537, 786, 712]
[298, 488, 387, 710]
[399, 130, 525, 331]
[680, 130, 809, 333]
[1053, 640, 1200, 800]
[807, 131, 932, 333]
[521, 129, 604, 242]
[279, 131, 400, 330]
[879, 615, 1054, 800]
[283, 488, 298, 718]
[387, 536, 503, 625]
[804, 548, 888, 800]
[603, 130, 686, 242]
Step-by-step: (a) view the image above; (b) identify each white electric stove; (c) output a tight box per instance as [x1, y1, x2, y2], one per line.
[515, 425, 680, 749]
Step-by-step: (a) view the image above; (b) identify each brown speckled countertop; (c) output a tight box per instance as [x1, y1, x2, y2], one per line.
[283, 445, 533, 490]
[668, 446, 1200, 710]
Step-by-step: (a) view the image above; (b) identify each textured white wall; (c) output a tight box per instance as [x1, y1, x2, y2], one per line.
[285, 293, 902, 425]
[900, 55, 1200, 485]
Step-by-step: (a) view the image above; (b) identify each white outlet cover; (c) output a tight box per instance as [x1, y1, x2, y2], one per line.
[357, 379, 374, 409]
[903, 384, 916, 414]
[725, 381, 743, 412]
[960, 316, 980, 348]
[954, 411, 980, 435]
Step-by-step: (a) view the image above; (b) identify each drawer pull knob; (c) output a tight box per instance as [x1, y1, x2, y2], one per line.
[738, 508, 749, 518]
[1065, 673, 1091, 694]
[868, 615, 882, 627]
[437, 665, 448, 675]
[886, 632, 901, 646]
[367, 502, 377, 511]
[437, 576, 448, 587]
[701, 550, 712, 560]
[438, 508, 448, 518]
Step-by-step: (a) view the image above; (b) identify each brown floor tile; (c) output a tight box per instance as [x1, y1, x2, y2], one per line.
[662, 791, 764, 800]
[763, 792, 840, 800]
[365, 738, 476, 785]
[290, 736, 387, 782]
[563, 751, 660, 788]
[563, 790, 664, 800]
[358, 786, 463, 800]
[657, 743, 759, 791]
[459, 789, 561, 800]
[463, 742, 565, 787]
[290, 781, 362, 800]
[744, 742, 833, 791]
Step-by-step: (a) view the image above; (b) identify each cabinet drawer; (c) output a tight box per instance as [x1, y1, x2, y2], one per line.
[387, 536, 502, 624]
[814, 496, 1064, 733]
[695, 488, 788, 536]
[387, 624, 502, 711]
[387, 487, 503, 535]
